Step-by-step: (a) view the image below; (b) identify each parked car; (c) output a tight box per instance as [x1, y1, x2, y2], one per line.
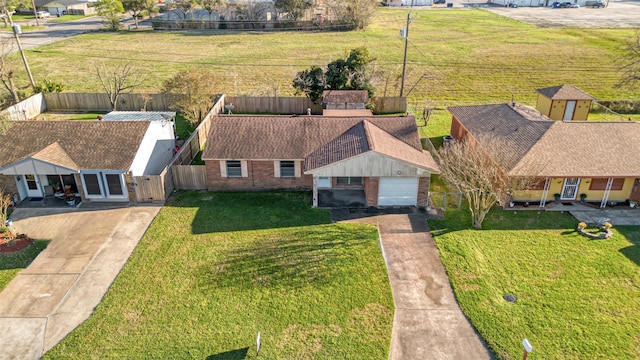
[569, 3, 580, 7]
[434, 0, 446, 4]
[36, 11, 50, 18]
[585, 0, 605, 7]
[507, 2, 518, 7]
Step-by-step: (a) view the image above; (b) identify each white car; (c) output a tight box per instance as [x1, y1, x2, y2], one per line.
[36, 11, 50, 18]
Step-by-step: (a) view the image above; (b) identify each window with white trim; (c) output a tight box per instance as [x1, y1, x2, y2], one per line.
[226, 161, 242, 178]
[280, 161, 295, 178]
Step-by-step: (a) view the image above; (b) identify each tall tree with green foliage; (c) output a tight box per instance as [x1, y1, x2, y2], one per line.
[122, 0, 154, 29]
[293, 47, 375, 104]
[274, 0, 312, 20]
[96, 0, 125, 31]
[163, 68, 218, 126]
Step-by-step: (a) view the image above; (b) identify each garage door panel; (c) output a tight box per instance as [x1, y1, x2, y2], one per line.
[378, 177, 418, 206]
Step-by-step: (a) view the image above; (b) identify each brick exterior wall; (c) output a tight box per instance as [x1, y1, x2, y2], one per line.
[417, 177, 430, 207]
[206, 160, 313, 191]
[0, 175, 18, 200]
[364, 177, 379, 207]
[74, 173, 85, 203]
[125, 173, 136, 203]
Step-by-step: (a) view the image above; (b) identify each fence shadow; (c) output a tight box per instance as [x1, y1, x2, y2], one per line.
[206, 347, 249, 360]
[616, 226, 640, 266]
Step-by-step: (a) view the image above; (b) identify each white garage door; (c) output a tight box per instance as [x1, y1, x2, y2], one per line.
[378, 177, 419, 206]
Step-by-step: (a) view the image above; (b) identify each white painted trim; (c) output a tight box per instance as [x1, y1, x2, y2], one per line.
[219, 161, 227, 177]
[241, 161, 248, 178]
[274, 160, 280, 178]
[294, 161, 301, 178]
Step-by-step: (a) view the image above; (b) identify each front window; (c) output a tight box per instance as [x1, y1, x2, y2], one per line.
[105, 174, 124, 195]
[226, 161, 242, 178]
[280, 161, 295, 178]
[83, 173, 102, 195]
[336, 177, 363, 185]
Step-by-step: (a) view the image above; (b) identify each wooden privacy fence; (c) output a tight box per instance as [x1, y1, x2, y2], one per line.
[225, 96, 407, 115]
[134, 166, 175, 204]
[171, 165, 207, 189]
[44, 93, 172, 112]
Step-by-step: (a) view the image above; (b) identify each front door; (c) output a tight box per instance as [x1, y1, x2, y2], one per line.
[561, 178, 580, 200]
[23, 174, 42, 197]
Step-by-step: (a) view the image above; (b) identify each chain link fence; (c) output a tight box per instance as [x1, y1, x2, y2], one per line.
[429, 191, 463, 210]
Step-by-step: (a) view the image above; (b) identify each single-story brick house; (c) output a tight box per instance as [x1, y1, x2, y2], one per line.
[0, 119, 175, 204]
[448, 100, 640, 208]
[202, 114, 440, 208]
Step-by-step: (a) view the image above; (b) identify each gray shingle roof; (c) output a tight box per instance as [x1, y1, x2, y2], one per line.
[322, 90, 369, 104]
[202, 115, 424, 161]
[536, 85, 595, 100]
[0, 121, 150, 171]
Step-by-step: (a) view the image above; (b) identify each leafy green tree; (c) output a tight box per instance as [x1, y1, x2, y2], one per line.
[163, 68, 218, 126]
[0, 0, 33, 27]
[292, 65, 325, 103]
[274, 0, 312, 20]
[293, 47, 375, 104]
[35, 78, 65, 93]
[122, 0, 154, 29]
[96, 0, 125, 31]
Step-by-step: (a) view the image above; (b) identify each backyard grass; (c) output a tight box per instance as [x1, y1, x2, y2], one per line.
[16, 9, 638, 107]
[0, 240, 49, 292]
[429, 209, 640, 359]
[44, 191, 394, 359]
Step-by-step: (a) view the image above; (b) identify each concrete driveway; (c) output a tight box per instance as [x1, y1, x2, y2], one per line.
[347, 214, 492, 360]
[0, 205, 160, 360]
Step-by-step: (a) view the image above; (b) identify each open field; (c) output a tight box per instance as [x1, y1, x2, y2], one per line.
[18, 9, 638, 109]
[429, 209, 640, 359]
[44, 192, 394, 359]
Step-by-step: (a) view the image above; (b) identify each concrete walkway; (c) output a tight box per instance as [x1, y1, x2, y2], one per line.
[0, 205, 160, 360]
[347, 214, 492, 360]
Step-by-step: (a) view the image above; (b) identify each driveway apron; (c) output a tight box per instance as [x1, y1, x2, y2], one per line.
[0, 206, 160, 360]
[358, 214, 492, 360]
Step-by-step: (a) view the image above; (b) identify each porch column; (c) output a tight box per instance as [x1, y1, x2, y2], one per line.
[312, 176, 318, 208]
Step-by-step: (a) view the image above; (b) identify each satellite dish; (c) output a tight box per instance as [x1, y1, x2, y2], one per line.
[224, 103, 234, 114]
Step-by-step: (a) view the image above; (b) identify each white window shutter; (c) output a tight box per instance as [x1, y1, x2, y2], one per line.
[274, 161, 280, 178]
[220, 161, 227, 178]
[241, 161, 248, 177]
[294, 161, 301, 178]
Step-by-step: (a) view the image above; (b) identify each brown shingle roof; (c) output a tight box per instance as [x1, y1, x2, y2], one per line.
[0, 121, 150, 171]
[303, 121, 369, 170]
[510, 121, 640, 177]
[536, 85, 595, 100]
[448, 104, 554, 171]
[202, 115, 423, 161]
[322, 90, 369, 104]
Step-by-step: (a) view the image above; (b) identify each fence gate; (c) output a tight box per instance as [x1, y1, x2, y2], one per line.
[428, 191, 463, 210]
[134, 176, 166, 203]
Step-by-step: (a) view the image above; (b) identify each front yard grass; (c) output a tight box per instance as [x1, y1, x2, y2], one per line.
[429, 209, 640, 359]
[44, 191, 394, 359]
[0, 240, 49, 292]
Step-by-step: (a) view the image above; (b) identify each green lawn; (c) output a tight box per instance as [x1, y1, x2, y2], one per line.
[44, 191, 394, 359]
[429, 209, 640, 359]
[0, 240, 49, 292]
[16, 9, 637, 107]
[48, 15, 89, 23]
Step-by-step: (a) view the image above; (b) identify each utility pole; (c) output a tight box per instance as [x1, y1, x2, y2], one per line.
[12, 24, 36, 91]
[400, 12, 411, 97]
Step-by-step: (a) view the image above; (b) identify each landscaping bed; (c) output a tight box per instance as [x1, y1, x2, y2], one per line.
[44, 191, 394, 359]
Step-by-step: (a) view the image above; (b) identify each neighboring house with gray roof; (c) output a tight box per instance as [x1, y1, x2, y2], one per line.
[0, 119, 176, 204]
[449, 91, 640, 208]
[202, 114, 439, 208]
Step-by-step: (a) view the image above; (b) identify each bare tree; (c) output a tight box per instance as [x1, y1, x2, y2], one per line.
[437, 135, 539, 229]
[162, 68, 218, 126]
[95, 61, 147, 111]
[618, 35, 640, 92]
[0, 38, 21, 104]
[325, 0, 376, 29]
[0, 187, 12, 227]
[235, 0, 271, 21]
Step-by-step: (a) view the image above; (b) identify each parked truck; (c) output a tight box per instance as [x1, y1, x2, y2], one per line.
[585, 0, 606, 8]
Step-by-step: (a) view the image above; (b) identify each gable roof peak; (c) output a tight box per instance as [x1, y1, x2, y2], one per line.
[536, 84, 595, 100]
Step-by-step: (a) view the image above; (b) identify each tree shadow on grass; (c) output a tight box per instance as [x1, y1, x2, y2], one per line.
[166, 191, 332, 234]
[429, 207, 580, 237]
[616, 226, 640, 266]
[196, 224, 371, 291]
[206, 347, 248, 360]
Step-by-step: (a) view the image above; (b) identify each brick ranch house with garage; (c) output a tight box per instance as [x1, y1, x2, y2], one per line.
[448, 85, 640, 208]
[0, 115, 176, 205]
[202, 114, 440, 208]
